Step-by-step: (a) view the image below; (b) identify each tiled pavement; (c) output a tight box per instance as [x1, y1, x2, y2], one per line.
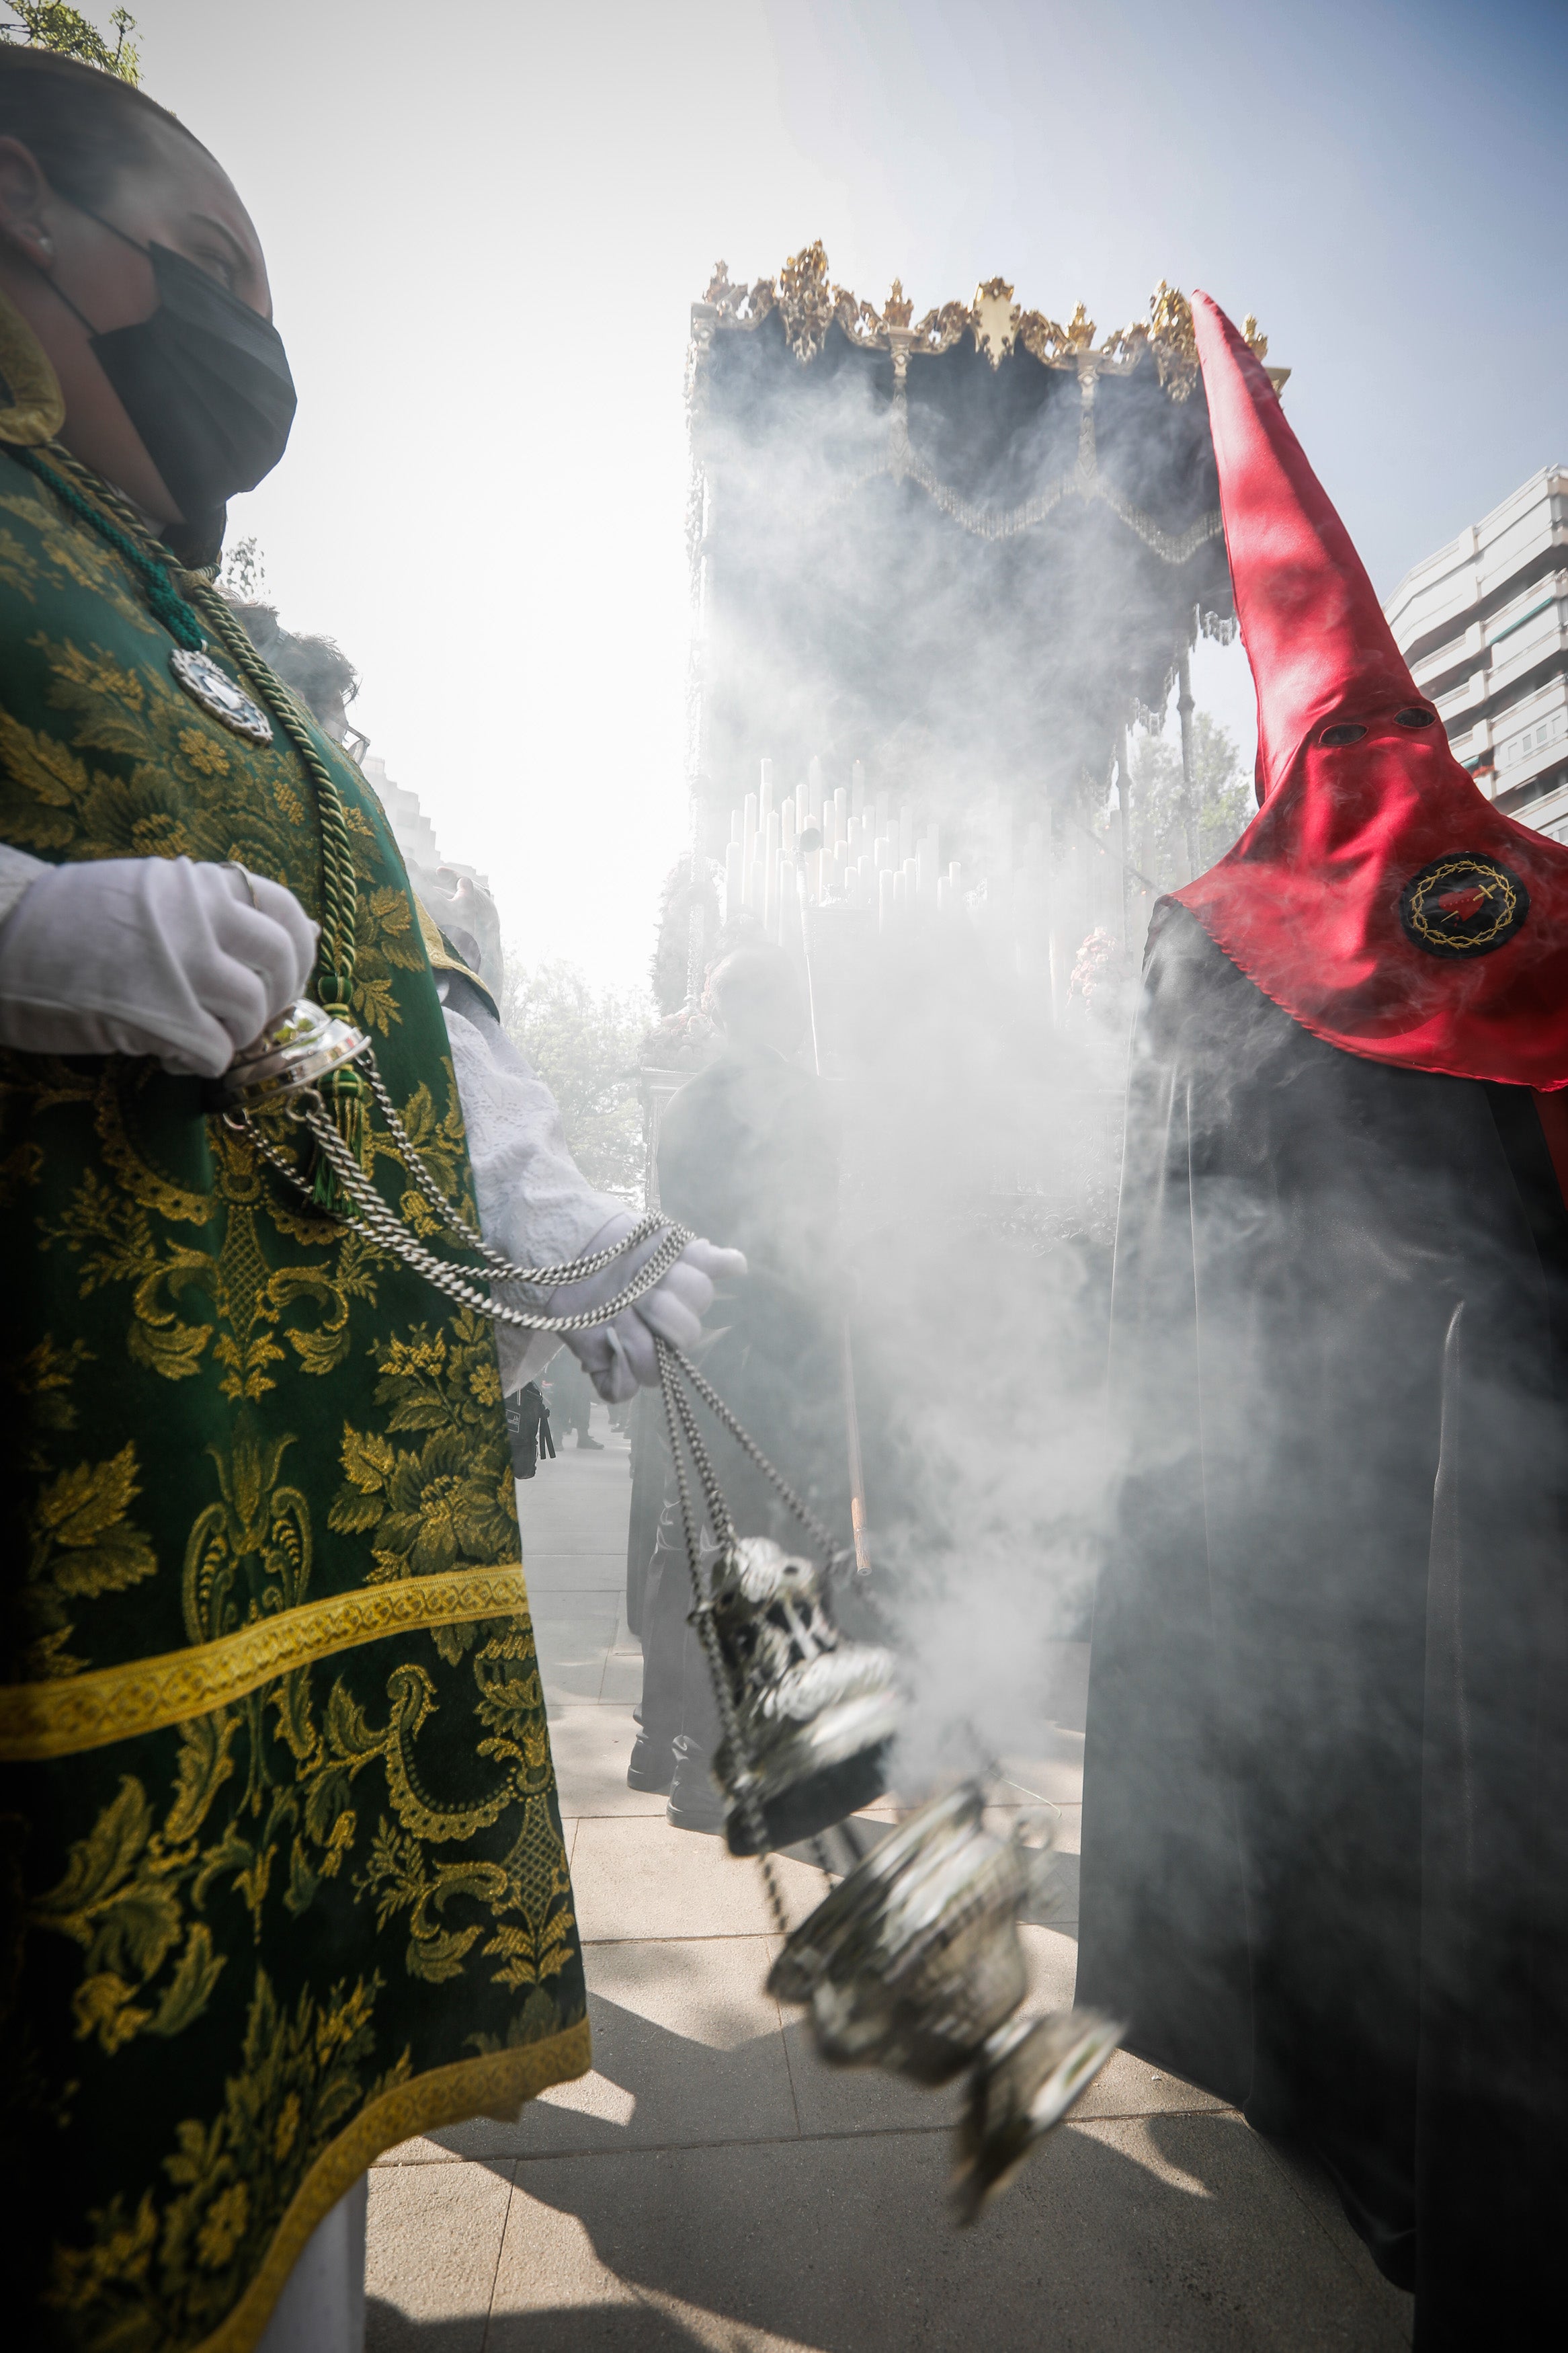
[368, 1410, 1415, 2350]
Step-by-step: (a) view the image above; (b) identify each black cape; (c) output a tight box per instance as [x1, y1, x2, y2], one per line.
[1077, 904, 1568, 2348]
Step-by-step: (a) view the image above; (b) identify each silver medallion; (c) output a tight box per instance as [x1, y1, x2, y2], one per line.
[169, 647, 273, 744]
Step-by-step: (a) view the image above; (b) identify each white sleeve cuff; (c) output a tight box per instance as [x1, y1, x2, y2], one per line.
[441, 996, 626, 1396]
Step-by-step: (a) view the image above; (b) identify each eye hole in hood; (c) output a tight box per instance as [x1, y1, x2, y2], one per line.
[1321, 723, 1368, 746]
[1395, 707, 1438, 729]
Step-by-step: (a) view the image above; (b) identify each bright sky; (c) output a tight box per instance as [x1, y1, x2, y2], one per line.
[127, 0, 1563, 987]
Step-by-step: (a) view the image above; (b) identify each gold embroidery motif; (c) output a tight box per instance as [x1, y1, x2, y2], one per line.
[24, 1438, 158, 1679]
[77, 2016, 593, 2353]
[0, 1564, 529, 1760]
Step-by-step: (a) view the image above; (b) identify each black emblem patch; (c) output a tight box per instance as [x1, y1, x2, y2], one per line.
[1399, 853, 1529, 959]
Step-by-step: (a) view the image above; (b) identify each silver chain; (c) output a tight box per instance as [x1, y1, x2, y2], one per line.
[355, 1052, 669, 1287]
[667, 1344, 845, 1571]
[656, 1338, 794, 1931]
[241, 1078, 692, 1335]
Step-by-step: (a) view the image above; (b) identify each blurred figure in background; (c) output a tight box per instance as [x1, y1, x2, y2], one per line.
[545, 1347, 603, 1449]
[505, 1378, 554, 1477]
[632, 946, 849, 1828]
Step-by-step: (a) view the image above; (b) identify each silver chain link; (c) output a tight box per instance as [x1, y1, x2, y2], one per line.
[656, 1338, 794, 1933]
[356, 1051, 671, 1287]
[243, 1083, 692, 1335]
[667, 1344, 845, 1570]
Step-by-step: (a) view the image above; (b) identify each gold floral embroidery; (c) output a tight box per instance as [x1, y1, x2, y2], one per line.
[330, 1313, 518, 1590]
[24, 1441, 157, 1679]
[44, 1968, 410, 2348]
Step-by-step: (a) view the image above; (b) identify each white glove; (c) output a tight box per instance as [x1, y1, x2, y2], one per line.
[0, 850, 317, 1077]
[559, 1211, 747, 1404]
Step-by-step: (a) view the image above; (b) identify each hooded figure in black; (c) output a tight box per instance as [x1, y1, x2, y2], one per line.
[1076, 298, 1568, 2349]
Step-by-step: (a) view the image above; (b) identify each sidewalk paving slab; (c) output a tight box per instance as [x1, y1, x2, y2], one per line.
[479, 2118, 1409, 2353]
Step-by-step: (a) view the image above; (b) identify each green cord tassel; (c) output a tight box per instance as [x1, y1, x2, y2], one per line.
[311, 1062, 366, 1212]
[309, 971, 366, 1211]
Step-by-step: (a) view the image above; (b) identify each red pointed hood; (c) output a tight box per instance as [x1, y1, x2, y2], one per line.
[1173, 292, 1568, 1092]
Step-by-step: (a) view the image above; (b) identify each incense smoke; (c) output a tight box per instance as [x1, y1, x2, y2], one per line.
[679, 307, 1233, 1790]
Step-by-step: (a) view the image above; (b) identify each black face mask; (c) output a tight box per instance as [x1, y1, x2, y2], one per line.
[54, 222, 296, 566]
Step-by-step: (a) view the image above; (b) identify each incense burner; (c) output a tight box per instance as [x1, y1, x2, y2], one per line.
[709, 1536, 901, 1856]
[209, 1000, 369, 1115]
[768, 1782, 1122, 2218]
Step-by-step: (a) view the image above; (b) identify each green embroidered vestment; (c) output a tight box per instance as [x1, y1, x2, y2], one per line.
[0, 447, 589, 2353]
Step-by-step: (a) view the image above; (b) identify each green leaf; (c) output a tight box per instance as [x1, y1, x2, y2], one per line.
[283, 1841, 318, 1917]
[128, 1319, 210, 1378]
[34, 1776, 151, 1925]
[93, 1877, 181, 1981]
[148, 1924, 225, 2037]
[164, 1711, 238, 1845]
[327, 1490, 382, 1535]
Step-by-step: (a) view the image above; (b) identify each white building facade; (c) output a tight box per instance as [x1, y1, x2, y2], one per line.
[1384, 465, 1568, 837]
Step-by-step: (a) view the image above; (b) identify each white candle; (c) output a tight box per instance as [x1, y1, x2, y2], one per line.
[780, 855, 800, 953]
[878, 867, 895, 933]
[852, 759, 866, 818]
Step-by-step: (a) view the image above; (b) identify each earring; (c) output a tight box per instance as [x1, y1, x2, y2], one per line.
[0, 283, 65, 445]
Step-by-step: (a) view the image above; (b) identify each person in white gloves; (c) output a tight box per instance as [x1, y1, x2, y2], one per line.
[0, 44, 734, 2353]
[0, 844, 743, 1402]
[0, 843, 319, 1066]
[419, 872, 743, 1408]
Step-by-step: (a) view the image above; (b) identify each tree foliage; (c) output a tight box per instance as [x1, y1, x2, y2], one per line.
[499, 959, 651, 1199]
[1128, 710, 1252, 891]
[1, 5, 140, 82]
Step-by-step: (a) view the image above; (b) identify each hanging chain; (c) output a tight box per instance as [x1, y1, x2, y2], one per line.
[657, 1339, 793, 1933]
[243, 1090, 694, 1334]
[662, 1357, 736, 1554]
[354, 1051, 671, 1286]
[667, 1344, 845, 1569]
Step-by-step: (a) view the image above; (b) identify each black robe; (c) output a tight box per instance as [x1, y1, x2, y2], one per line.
[1077, 903, 1568, 2348]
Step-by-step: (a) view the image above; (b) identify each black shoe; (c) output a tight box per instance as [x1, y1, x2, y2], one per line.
[626, 1730, 674, 1794]
[577, 1431, 604, 1450]
[666, 1734, 727, 1835]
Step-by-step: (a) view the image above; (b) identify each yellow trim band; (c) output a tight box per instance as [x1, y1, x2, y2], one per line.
[0, 1565, 530, 1763]
[194, 2015, 593, 2353]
